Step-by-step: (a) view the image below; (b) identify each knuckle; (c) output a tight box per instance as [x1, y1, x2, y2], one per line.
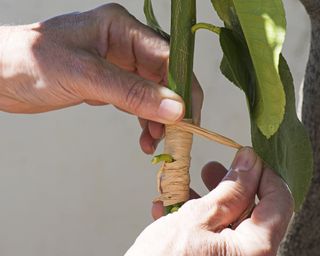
[104, 3, 138, 24]
[125, 79, 149, 113]
[179, 199, 214, 228]
[216, 187, 251, 210]
[98, 3, 128, 14]
[105, 3, 128, 13]
[93, 3, 130, 21]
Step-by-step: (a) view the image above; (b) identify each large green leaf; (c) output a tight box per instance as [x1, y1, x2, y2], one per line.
[252, 56, 313, 211]
[219, 28, 312, 210]
[219, 29, 256, 108]
[211, 0, 234, 28]
[233, 0, 286, 138]
[212, 0, 286, 138]
[144, 0, 170, 40]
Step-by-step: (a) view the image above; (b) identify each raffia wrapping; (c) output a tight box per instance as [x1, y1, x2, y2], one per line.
[156, 122, 193, 206]
[154, 120, 242, 206]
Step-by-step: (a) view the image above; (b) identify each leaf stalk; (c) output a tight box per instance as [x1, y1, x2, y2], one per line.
[192, 22, 221, 35]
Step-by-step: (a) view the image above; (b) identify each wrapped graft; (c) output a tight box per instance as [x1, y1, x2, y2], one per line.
[156, 122, 193, 206]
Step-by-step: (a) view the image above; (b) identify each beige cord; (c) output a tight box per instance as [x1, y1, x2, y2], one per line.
[176, 121, 243, 149]
[155, 120, 242, 206]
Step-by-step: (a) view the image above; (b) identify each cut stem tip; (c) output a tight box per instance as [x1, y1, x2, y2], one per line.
[152, 154, 174, 164]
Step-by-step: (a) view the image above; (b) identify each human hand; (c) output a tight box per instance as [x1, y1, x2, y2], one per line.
[0, 3, 202, 127]
[126, 148, 294, 256]
[138, 74, 203, 155]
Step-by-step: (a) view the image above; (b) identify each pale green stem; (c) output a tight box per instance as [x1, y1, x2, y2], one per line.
[165, 0, 196, 214]
[151, 154, 174, 164]
[192, 22, 221, 35]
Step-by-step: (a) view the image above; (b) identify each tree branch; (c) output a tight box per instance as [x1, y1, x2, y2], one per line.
[300, 0, 320, 18]
[279, 1, 320, 254]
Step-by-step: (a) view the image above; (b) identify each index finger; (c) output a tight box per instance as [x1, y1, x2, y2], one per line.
[97, 4, 169, 84]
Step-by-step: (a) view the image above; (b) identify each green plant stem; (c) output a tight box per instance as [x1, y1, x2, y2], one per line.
[164, 203, 183, 215]
[192, 22, 221, 35]
[151, 154, 174, 164]
[168, 0, 196, 118]
[165, 0, 196, 214]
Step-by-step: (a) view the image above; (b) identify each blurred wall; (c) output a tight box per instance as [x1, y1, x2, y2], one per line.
[0, 1, 310, 255]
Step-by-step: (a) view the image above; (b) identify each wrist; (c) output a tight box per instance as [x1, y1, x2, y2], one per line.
[0, 24, 41, 112]
[0, 24, 39, 76]
[0, 26, 13, 75]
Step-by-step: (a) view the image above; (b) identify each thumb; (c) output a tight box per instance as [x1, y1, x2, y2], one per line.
[201, 147, 263, 230]
[84, 60, 185, 124]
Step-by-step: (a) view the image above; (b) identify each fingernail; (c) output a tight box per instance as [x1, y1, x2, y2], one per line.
[157, 99, 183, 122]
[231, 147, 256, 172]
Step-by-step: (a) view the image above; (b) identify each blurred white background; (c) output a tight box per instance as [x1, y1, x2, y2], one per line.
[0, 0, 310, 255]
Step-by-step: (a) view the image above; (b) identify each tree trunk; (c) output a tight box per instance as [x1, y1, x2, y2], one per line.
[279, 1, 320, 255]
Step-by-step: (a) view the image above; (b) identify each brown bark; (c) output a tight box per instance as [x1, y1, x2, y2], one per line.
[279, 1, 320, 255]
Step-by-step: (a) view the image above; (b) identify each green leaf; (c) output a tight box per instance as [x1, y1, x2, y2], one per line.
[211, 0, 234, 28]
[212, 0, 287, 138]
[210, 0, 243, 34]
[219, 29, 255, 106]
[252, 56, 313, 211]
[233, 0, 286, 138]
[144, 0, 170, 40]
[219, 28, 313, 210]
